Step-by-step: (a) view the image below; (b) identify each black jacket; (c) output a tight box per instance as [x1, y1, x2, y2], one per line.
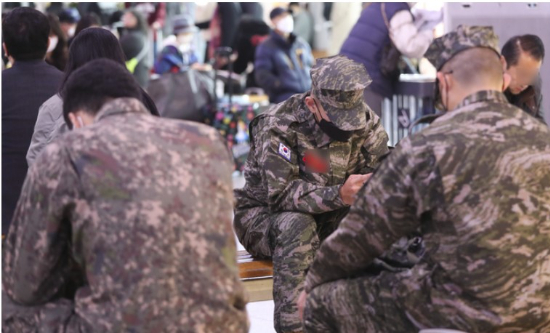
[254, 32, 314, 103]
[2, 60, 64, 233]
[505, 76, 546, 125]
[233, 16, 270, 88]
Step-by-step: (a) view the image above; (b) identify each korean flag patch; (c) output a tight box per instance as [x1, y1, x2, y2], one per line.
[278, 143, 292, 162]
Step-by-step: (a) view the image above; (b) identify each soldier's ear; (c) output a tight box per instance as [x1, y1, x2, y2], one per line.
[304, 96, 317, 114]
[436, 72, 447, 90]
[68, 113, 80, 129]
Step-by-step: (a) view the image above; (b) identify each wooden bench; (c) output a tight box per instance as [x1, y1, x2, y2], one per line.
[238, 250, 274, 302]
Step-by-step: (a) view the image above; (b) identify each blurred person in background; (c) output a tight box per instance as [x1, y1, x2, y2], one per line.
[239, 2, 263, 20]
[208, 2, 242, 66]
[233, 14, 271, 88]
[72, 12, 102, 40]
[120, 9, 151, 87]
[328, 2, 362, 56]
[340, 2, 438, 116]
[195, 2, 218, 63]
[2, 7, 64, 234]
[163, 3, 196, 37]
[126, 2, 166, 32]
[26, 27, 159, 167]
[502, 34, 546, 124]
[288, 2, 314, 48]
[153, 14, 208, 74]
[76, 2, 104, 24]
[255, 7, 314, 103]
[309, 3, 331, 51]
[58, 7, 80, 40]
[126, 2, 166, 59]
[45, 13, 68, 71]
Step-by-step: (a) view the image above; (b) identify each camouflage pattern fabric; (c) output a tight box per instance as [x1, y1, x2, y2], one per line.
[304, 90, 550, 333]
[2, 98, 249, 333]
[424, 25, 500, 70]
[234, 91, 389, 332]
[310, 55, 373, 131]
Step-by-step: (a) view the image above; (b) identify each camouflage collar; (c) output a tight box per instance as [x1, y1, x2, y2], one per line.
[95, 97, 148, 123]
[456, 90, 509, 110]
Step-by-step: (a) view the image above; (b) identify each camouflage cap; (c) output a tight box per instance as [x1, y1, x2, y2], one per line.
[425, 25, 500, 70]
[310, 55, 372, 131]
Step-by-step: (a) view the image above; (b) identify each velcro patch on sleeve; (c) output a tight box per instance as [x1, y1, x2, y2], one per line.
[278, 143, 292, 162]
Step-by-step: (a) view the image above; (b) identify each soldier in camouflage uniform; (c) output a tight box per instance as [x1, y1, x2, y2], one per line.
[2, 59, 249, 333]
[300, 25, 550, 332]
[234, 55, 390, 333]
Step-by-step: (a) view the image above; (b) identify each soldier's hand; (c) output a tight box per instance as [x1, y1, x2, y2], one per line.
[339, 174, 372, 205]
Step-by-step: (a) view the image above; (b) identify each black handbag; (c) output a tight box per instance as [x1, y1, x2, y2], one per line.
[380, 3, 403, 82]
[147, 69, 215, 123]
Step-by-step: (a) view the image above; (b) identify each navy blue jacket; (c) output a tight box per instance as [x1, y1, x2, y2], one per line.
[2, 60, 64, 233]
[340, 2, 410, 98]
[254, 31, 313, 103]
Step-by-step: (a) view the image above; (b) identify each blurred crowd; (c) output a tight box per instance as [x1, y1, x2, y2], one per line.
[1, 3, 549, 333]
[2, 1, 546, 234]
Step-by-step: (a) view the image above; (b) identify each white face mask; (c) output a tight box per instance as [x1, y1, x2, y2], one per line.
[276, 15, 294, 34]
[47, 36, 58, 53]
[176, 34, 194, 53]
[179, 44, 191, 53]
[68, 26, 76, 38]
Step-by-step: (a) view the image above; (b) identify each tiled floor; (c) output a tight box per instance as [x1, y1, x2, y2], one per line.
[233, 173, 276, 332]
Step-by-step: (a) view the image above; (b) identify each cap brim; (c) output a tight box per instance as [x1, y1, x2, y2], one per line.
[322, 101, 367, 131]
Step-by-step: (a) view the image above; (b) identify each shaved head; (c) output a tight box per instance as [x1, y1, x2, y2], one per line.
[442, 47, 504, 88]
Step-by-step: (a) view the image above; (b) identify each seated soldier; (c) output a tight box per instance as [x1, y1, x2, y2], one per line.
[2, 59, 248, 333]
[234, 55, 390, 333]
[299, 26, 550, 333]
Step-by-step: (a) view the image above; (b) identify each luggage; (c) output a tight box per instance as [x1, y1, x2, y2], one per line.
[207, 47, 267, 171]
[147, 69, 215, 123]
[209, 99, 266, 171]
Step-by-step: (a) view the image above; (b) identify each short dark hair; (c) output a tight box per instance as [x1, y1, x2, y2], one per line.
[2, 7, 50, 61]
[442, 47, 504, 87]
[61, 27, 126, 92]
[62, 58, 142, 128]
[502, 34, 545, 68]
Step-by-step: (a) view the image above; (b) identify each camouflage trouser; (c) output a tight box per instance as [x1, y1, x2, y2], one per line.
[236, 208, 349, 333]
[302, 269, 535, 333]
[303, 273, 416, 333]
[2, 291, 90, 333]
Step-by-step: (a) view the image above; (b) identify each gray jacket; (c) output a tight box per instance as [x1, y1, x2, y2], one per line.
[26, 94, 68, 166]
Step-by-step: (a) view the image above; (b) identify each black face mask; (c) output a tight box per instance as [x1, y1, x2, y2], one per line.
[313, 99, 354, 142]
[317, 119, 354, 142]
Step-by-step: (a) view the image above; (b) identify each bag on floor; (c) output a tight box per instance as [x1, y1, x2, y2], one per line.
[147, 69, 215, 123]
